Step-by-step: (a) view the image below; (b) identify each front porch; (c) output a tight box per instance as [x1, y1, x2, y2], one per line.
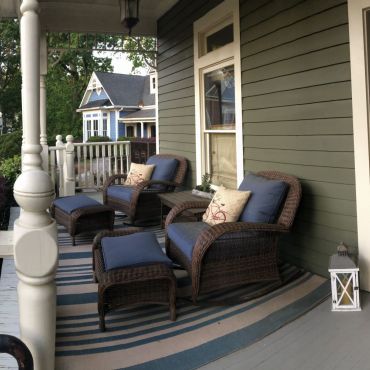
[0, 201, 369, 369]
[2, 0, 370, 368]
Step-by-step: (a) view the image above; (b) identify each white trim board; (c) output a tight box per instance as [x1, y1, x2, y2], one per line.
[193, 0, 243, 186]
[348, 0, 370, 291]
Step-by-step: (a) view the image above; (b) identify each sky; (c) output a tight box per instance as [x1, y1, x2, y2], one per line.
[95, 51, 147, 75]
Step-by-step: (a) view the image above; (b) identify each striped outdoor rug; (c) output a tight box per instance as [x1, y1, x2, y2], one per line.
[55, 218, 330, 370]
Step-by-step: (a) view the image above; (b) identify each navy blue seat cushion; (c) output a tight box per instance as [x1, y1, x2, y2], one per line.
[101, 231, 172, 271]
[106, 185, 134, 203]
[167, 222, 210, 261]
[238, 173, 289, 223]
[146, 156, 179, 189]
[53, 195, 101, 214]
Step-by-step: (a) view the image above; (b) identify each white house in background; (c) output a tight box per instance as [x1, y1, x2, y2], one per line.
[77, 71, 157, 142]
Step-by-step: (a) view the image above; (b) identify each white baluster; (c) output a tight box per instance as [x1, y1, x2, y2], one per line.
[83, 145, 87, 187]
[49, 149, 56, 188]
[63, 135, 75, 196]
[14, 1, 58, 368]
[120, 143, 124, 174]
[89, 145, 94, 187]
[108, 144, 112, 177]
[113, 143, 118, 175]
[125, 142, 131, 174]
[95, 144, 100, 188]
[77, 145, 81, 188]
[102, 144, 106, 184]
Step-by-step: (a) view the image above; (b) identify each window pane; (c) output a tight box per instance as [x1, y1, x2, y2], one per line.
[93, 119, 98, 135]
[208, 133, 236, 188]
[204, 65, 235, 130]
[206, 24, 233, 53]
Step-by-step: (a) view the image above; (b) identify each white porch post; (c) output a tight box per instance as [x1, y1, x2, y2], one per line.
[40, 31, 48, 171]
[141, 121, 144, 138]
[14, 1, 58, 369]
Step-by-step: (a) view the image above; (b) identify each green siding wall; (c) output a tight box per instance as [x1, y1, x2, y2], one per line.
[157, 0, 356, 277]
[157, 0, 223, 188]
[240, 0, 356, 276]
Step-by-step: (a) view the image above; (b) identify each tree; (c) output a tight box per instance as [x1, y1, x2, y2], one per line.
[123, 37, 157, 71]
[0, 19, 21, 132]
[46, 34, 113, 142]
[46, 49, 112, 142]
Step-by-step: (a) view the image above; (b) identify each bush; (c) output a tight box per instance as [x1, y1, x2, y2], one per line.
[0, 155, 22, 186]
[87, 136, 111, 143]
[0, 130, 22, 162]
[0, 176, 10, 231]
[117, 136, 133, 142]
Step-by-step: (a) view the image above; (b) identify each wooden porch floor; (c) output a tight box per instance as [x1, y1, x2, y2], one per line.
[1, 203, 370, 370]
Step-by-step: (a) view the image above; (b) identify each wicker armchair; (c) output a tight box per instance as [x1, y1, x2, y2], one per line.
[103, 154, 188, 225]
[165, 171, 302, 303]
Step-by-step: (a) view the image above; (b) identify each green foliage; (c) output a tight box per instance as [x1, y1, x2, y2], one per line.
[87, 136, 111, 143]
[0, 155, 21, 186]
[0, 20, 22, 131]
[122, 37, 157, 72]
[0, 130, 22, 162]
[46, 39, 113, 142]
[117, 136, 133, 142]
[195, 173, 212, 193]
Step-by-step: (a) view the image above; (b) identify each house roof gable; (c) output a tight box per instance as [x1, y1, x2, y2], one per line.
[95, 72, 155, 107]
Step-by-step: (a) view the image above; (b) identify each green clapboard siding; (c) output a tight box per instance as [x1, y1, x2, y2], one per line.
[157, 0, 223, 188]
[241, 0, 356, 276]
[157, 0, 357, 278]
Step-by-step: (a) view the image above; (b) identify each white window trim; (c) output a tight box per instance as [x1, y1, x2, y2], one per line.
[348, 0, 370, 291]
[193, 0, 243, 186]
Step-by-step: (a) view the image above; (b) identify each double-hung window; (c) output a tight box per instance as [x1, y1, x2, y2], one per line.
[194, 0, 243, 188]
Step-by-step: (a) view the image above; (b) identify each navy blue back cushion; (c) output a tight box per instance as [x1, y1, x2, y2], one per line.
[146, 156, 179, 189]
[238, 173, 288, 223]
[53, 195, 100, 214]
[101, 231, 172, 271]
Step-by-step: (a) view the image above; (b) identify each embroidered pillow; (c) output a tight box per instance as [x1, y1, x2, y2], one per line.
[125, 163, 155, 186]
[202, 187, 251, 226]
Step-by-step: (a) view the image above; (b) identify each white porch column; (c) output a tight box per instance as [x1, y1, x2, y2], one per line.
[40, 31, 48, 171]
[140, 121, 144, 138]
[14, 1, 58, 369]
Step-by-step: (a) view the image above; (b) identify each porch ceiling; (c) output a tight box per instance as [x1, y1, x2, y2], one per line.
[1, 0, 179, 35]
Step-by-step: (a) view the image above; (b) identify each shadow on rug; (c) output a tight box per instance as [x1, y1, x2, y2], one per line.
[55, 222, 330, 370]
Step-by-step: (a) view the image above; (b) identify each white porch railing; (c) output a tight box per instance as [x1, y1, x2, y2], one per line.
[49, 135, 131, 196]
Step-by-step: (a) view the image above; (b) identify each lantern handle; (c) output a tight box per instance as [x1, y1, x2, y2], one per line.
[337, 242, 348, 256]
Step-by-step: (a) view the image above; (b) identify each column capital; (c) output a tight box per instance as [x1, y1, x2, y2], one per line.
[20, 0, 40, 15]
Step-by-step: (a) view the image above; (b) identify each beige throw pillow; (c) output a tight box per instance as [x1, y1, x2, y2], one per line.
[203, 187, 251, 226]
[125, 163, 155, 186]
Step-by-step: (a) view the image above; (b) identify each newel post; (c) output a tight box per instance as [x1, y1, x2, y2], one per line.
[63, 135, 75, 195]
[14, 0, 58, 369]
[55, 135, 65, 196]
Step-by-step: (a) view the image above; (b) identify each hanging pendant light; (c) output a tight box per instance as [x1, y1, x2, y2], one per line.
[119, 0, 140, 36]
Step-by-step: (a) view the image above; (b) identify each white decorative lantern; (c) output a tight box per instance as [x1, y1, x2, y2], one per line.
[328, 243, 361, 311]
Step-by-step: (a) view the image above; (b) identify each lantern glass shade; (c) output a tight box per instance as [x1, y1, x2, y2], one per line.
[329, 269, 361, 311]
[119, 0, 140, 35]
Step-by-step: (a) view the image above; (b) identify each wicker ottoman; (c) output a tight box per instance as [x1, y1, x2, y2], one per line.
[92, 229, 176, 331]
[51, 195, 115, 246]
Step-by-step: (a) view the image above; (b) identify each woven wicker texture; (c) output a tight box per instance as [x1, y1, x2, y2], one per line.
[92, 229, 177, 331]
[103, 154, 188, 225]
[165, 171, 302, 302]
[51, 202, 115, 246]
